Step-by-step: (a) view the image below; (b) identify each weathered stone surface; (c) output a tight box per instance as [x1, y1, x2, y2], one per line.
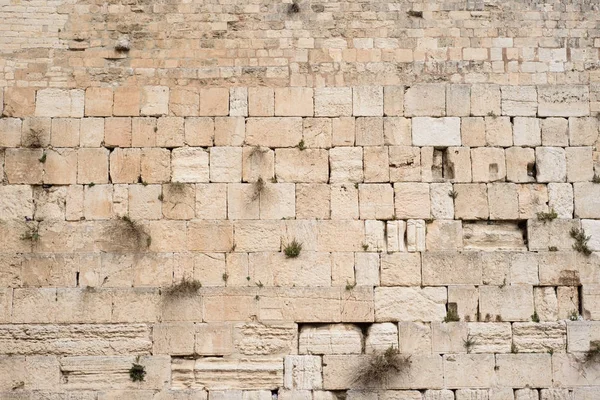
[0, 324, 151, 355]
[552, 353, 600, 386]
[284, 356, 322, 390]
[412, 117, 461, 147]
[299, 324, 362, 355]
[432, 322, 467, 354]
[479, 285, 534, 322]
[171, 357, 283, 390]
[315, 88, 352, 117]
[538, 85, 589, 117]
[443, 354, 495, 388]
[463, 222, 526, 251]
[245, 118, 302, 148]
[527, 219, 579, 252]
[574, 182, 600, 218]
[512, 322, 566, 353]
[322, 355, 443, 389]
[375, 287, 446, 322]
[422, 252, 481, 285]
[380, 253, 421, 287]
[365, 323, 398, 353]
[467, 323, 511, 353]
[496, 354, 552, 387]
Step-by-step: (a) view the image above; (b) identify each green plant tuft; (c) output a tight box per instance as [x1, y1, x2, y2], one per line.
[20, 223, 40, 242]
[592, 174, 600, 184]
[536, 208, 557, 223]
[463, 335, 477, 354]
[570, 227, 592, 256]
[444, 303, 460, 322]
[164, 278, 202, 298]
[284, 239, 302, 258]
[531, 311, 540, 323]
[129, 362, 146, 382]
[354, 346, 411, 386]
[345, 281, 356, 291]
[297, 139, 306, 150]
[448, 190, 458, 199]
[38, 153, 47, 163]
[568, 309, 580, 321]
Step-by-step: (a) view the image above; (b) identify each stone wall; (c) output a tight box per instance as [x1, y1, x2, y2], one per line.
[1, 0, 600, 399]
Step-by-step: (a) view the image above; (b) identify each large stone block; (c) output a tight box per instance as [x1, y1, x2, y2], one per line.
[141, 86, 169, 116]
[479, 285, 534, 322]
[501, 86, 537, 116]
[551, 353, 600, 386]
[375, 287, 447, 322]
[353, 86, 383, 116]
[275, 149, 328, 183]
[574, 182, 600, 218]
[394, 183, 430, 219]
[405, 84, 445, 117]
[538, 85, 589, 117]
[412, 117, 461, 147]
[422, 252, 481, 285]
[496, 354, 552, 387]
[3, 87, 36, 117]
[299, 324, 362, 355]
[467, 323, 511, 353]
[246, 118, 302, 148]
[365, 323, 399, 353]
[380, 253, 421, 287]
[171, 148, 209, 183]
[471, 148, 505, 182]
[535, 147, 567, 182]
[275, 88, 313, 117]
[284, 355, 322, 390]
[315, 88, 352, 116]
[35, 89, 84, 118]
[512, 322, 566, 353]
[443, 354, 495, 388]
[454, 184, 488, 220]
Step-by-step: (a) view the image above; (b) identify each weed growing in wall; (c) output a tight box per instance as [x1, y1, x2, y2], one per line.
[129, 361, 146, 382]
[284, 239, 302, 258]
[536, 208, 557, 223]
[114, 215, 152, 250]
[354, 346, 411, 386]
[570, 227, 592, 256]
[164, 278, 202, 298]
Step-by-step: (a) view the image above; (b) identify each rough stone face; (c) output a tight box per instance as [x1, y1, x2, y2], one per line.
[411, 117, 461, 147]
[284, 356, 322, 390]
[538, 86, 589, 117]
[375, 287, 446, 322]
[443, 354, 495, 388]
[299, 324, 362, 355]
[479, 286, 534, 322]
[422, 252, 481, 285]
[574, 182, 600, 218]
[512, 322, 566, 353]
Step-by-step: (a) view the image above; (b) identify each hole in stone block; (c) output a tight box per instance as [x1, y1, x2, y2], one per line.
[442, 148, 455, 180]
[432, 148, 444, 180]
[463, 221, 527, 251]
[527, 162, 537, 179]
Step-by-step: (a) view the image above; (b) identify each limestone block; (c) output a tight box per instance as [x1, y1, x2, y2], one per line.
[275, 88, 313, 116]
[322, 354, 443, 390]
[405, 84, 445, 117]
[394, 183, 430, 219]
[76, 148, 109, 184]
[151, 323, 195, 355]
[412, 117, 461, 147]
[513, 322, 566, 353]
[155, 116, 184, 147]
[501, 86, 537, 116]
[569, 117, 598, 146]
[353, 86, 383, 116]
[385, 220, 406, 252]
[103, 117, 132, 148]
[399, 322, 432, 354]
[363, 146, 389, 182]
[365, 219, 386, 252]
[302, 118, 332, 148]
[0, 356, 26, 391]
[470, 85, 501, 117]
[248, 87, 274, 116]
[275, 149, 328, 183]
[229, 87, 248, 117]
[284, 356, 322, 390]
[195, 323, 233, 355]
[446, 84, 470, 117]
[330, 184, 359, 220]
[354, 252, 379, 286]
[541, 118, 568, 146]
[246, 118, 302, 148]
[487, 183, 519, 219]
[356, 117, 384, 146]
[489, 389, 514, 400]
[209, 147, 242, 183]
[127, 184, 161, 220]
[467, 323, 511, 353]
[169, 87, 199, 117]
[82, 184, 113, 220]
[574, 182, 600, 218]
[528, 219, 579, 252]
[505, 147, 536, 183]
[515, 389, 539, 400]
[130, 117, 155, 147]
[113, 87, 140, 117]
[552, 353, 600, 386]
[85, 87, 113, 117]
[5, 148, 43, 184]
[314, 87, 352, 116]
[51, 117, 80, 147]
[278, 390, 312, 400]
[358, 184, 394, 220]
[566, 147, 594, 182]
[0, 185, 33, 219]
[384, 117, 411, 145]
[534, 286, 559, 321]
[471, 148, 506, 182]
[141, 86, 169, 116]
[538, 85, 589, 117]
[384, 86, 405, 116]
[547, 183, 573, 218]
[380, 253, 421, 287]
[332, 117, 355, 146]
[199, 88, 229, 116]
[540, 389, 572, 400]
[461, 117, 485, 147]
[214, 117, 244, 147]
[12, 288, 58, 323]
[365, 323, 398, 353]
[259, 183, 295, 219]
[582, 284, 600, 320]
[242, 146, 274, 183]
[35, 89, 84, 118]
[171, 148, 209, 183]
[430, 183, 454, 219]
[140, 148, 170, 184]
[496, 354, 552, 387]
[233, 322, 297, 357]
[485, 116, 513, 147]
[571, 388, 600, 400]
[513, 117, 541, 147]
[567, 321, 600, 353]
[406, 220, 426, 252]
[432, 322, 467, 354]
[375, 287, 447, 322]
[330, 147, 363, 183]
[445, 147, 473, 183]
[425, 390, 454, 400]
[480, 285, 534, 322]
[425, 220, 463, 251]
[66, 185, 84, 221]
[557, 286, 579, 320]
[109, 148, 140, 184]
[251, 248, 328, 287]
[455, 390, 491, 400]
[422, 252, 481, 285]
[295, 184, 329, 219]
[518, 184, 549, 219]
[187, 220, 232, 252]
[580, 219, 600, 252]
[444, 354, 495, 388]
[454, 184, 488, 220]
[3, 87, 36, 117]
[0, 117, 22, 147]
[537, 252, 585, 286]
[388, 146, 420, 182]
[331, 253, 355, 287]
[184, 117, 214, 147]
[235, 221, 282, 252]
[299, 324, 362, 355]
[535, 147, 567, 182]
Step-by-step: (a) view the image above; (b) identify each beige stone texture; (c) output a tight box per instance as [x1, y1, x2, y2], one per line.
[284, 356, 322, 390]
[358, 184, 394, 220]
[470, 85, 501, 117]
[394, 183, 430, 219]
[77, 148, 109, 184]
[353, 86, 383, 116]
[141, 86, 169, 116]
[169, 87, 199, 117]
[384, 86, 405, 116]
[187, 220, 233, 252]
[0, 117, 22, 147]
[113, 87, 141, 117]
[246, 117, 302, 148]
[35, 89, 84, 118]
[141, 148, 171, 183]
[156, 117, 184, 147]
[375, 287, 446, 322]
[541, 118, 569, 146]
[405, 84, 445, 117]
[104, 117, 132, 148]
[299, 324, 362, 355]
[363, 146, 389, 182]
[574, 182, 600, 218]
[488, 183, 519, 220]
[330, 184, 359, 220]
[330, 147, 363, 183]
[184, 117, 214, 146]
[517, 184, 549, 219]
[425, 220, 463, 251]
[365, 323, 399, 353]
[444, 354, 495, 388]
[248, 88, 274, 117]
[454, 184, 488, 220]
[389, 146, 420, 182]
[569, 117, 598, 146]
[536, 147, 567, 182]
[446, 84, 470, 117]
[513, 117, 541, 147]
[538, 85, 589, 117]
[83, 184, 113, 220]
[470, 148, 505, 182]
[513, 322, 566, 353]
[275, 88, 313, 117]
[314, 88, 352, 117]
[171, 147, 209, 183]
[109, 148, 141, 184]
[412, 117, 461, 147]
[332, 117, 356, 146]
[3, 87, 36, 117]
[479, 285, 534, 322]
[380, 253, 421, 287]
[384, 117, 411, 146]
[44, 148, 78, 185]
[356, 117, 384, 146]
[230, 88, 249, 117]
[501, 86, 537, 116]
[467, 323, 511, 353]
[51, 117, 80, 147]
[85, 87, 113, 117]
[275, 148, 328, 183]
[496, 354, 552, 387]
[566, 146, 594, 182]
